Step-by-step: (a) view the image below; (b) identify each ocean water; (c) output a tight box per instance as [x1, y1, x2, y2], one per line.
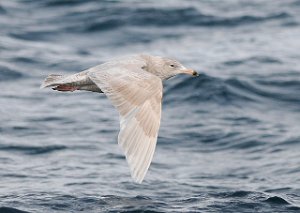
[1, 0, 300, 212]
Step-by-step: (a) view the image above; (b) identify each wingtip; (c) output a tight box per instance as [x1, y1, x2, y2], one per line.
[130, 165, 146, 184]
[132, 176, 143, 184]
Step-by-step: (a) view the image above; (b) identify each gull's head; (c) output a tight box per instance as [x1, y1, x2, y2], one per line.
[141, 54, 198, 80]
[161, 57, 198, 79]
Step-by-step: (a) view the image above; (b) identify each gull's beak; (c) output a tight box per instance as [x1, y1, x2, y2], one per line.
[181, 69, 199, 77]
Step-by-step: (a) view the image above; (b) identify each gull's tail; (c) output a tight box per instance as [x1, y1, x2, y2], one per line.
[40, 74, 64, 89]
[40, 74, 78, 92]
[40, 72, 99, 92]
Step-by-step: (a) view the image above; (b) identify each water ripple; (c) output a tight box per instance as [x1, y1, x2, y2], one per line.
[0, 145, 67, 155]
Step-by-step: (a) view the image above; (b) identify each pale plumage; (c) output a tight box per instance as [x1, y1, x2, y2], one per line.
[41, 54, 197, 183]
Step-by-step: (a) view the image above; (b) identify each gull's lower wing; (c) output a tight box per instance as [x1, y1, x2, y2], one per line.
[87, 61, 163, 183]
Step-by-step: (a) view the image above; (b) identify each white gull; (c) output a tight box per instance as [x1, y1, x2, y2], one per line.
[41, 54, 198, 183]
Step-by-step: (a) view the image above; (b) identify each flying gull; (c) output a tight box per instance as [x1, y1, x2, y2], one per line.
[41, 54, 198, 183]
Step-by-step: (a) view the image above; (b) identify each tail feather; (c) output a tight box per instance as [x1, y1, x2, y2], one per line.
[40, 74, 64, 88]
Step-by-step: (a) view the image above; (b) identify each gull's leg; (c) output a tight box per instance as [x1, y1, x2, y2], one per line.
[52, 85, 79, 92]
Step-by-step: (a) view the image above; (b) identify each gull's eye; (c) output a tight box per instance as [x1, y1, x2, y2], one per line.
[170, 64, 175, 68]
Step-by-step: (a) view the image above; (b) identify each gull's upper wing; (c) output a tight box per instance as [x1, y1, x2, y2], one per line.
[87, 60, 162, 183]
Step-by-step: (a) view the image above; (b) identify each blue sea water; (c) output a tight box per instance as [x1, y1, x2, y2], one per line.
[1, 0, 300, 212]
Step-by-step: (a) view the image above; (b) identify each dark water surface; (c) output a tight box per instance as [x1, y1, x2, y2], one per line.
[1, 0, 300, 212]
